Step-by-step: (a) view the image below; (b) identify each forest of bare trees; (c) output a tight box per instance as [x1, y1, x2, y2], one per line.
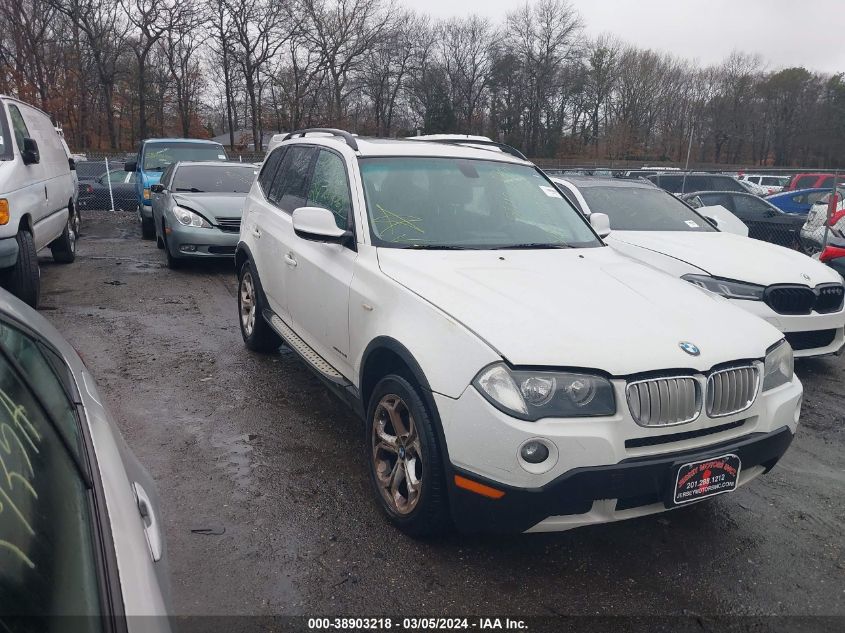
[1, 0, 843, 166]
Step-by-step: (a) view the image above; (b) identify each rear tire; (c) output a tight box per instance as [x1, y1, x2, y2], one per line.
[50, 207, 79, 263]
[366, 375, 451, 537]
[2, 230, 40, 308]
[238, 261, 281, 352]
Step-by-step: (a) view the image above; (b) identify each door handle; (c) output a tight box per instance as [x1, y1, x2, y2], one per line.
[251, 226, 261, 239]
[284, 253, 298, 268]
[133, 482, 163, 562]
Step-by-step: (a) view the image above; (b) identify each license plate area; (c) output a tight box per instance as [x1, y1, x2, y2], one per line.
[670, 453, 741, 506]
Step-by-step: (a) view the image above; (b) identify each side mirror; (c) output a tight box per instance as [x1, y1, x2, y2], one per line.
[292, 207, 351, 244]
[150, 184, 165, 194]
[68, 158, 76, 171]
[21, 138, 39, 165]
[124, 161, 137, 172]
[590, 212, 611, 237]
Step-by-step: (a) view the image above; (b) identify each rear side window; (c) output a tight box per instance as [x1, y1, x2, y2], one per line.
[307, 150, 352, 229]
[819, 176, 834, 188]
[268, 146, 315, 213]
[0, 343, 102, 618]
[732, 194, 774, 217]
[258, 147, 285, 197]
[8, 105, 30, 152]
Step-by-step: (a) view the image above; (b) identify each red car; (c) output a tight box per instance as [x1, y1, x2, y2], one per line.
[787, 173, 845, 191]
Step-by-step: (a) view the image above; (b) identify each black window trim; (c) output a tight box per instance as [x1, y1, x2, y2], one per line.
[0, 314, 127, 630]
[8, 103, 31, 153]
[0, 100, 14, 161]
[258, 146, 287, 198]
[307, 146, 358, 244]
[267, 143, 318, 215]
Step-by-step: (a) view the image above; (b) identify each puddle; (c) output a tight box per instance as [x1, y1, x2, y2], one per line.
[211, 432, 262, 495]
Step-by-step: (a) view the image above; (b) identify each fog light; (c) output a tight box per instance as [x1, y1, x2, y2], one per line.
[520, 440, 549, 464]
[180, 244, 197, 253]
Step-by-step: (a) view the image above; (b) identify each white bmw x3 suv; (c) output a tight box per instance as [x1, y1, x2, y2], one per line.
[236, 129, 802, 536]
[553, 177, 845, 359]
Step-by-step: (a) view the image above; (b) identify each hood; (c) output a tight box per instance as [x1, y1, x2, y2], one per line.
[377, 246, 784, 375]
[608, 231, 840, 287]
[172, 192, 247, 222]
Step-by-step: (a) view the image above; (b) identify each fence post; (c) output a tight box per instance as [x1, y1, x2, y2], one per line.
[105, 156, 116, 213]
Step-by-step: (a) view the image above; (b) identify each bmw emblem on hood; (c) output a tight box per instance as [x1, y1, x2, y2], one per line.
[679, 341, 700, 356]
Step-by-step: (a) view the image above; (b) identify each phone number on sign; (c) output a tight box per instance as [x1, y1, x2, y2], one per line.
[307, 618, 484, 630]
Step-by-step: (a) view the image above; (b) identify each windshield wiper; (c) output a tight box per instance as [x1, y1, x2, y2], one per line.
[493, 243, 572, 250]
[403, 244, 476, 250]
[175, 187, 204, 193]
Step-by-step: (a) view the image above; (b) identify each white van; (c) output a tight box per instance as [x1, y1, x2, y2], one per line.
[0, 96, 79, 307]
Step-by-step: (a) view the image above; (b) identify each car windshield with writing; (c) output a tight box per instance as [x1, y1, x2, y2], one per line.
[359, 157, 601, 249]
[579, 186, 716, 232]
[143, 142, 227, 171]
[172, 164, 256, 194]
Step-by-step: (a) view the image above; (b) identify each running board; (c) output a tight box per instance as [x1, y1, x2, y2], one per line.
[263, 310, 349, 385]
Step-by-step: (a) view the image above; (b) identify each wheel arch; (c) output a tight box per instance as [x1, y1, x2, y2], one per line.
[359, 336, 433, 411]
[18, 213, 32, 233]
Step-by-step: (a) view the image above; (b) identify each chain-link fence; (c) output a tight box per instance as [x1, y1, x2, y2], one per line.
[73, 150, 266, 214]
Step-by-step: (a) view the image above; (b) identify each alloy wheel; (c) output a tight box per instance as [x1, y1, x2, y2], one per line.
[372, 394, 423, 515]
[240, 271, 257, 336]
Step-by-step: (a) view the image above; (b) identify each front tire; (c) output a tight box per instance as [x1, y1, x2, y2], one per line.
[140, 209, 155, 240]
[367, 375, 451, 537]
[2, 230, 40, 308]
[238, 261, 281, 352]
[50, 207, 79, 263]
[163, 226, 182, 269]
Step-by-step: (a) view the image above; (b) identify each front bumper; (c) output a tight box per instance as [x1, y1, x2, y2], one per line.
[435, 374, 802, 533]
[167, 223, 238, 259]
[0, 235, 19, 269]
[733, 298, 845, 357]
[448, 426, 794, 533]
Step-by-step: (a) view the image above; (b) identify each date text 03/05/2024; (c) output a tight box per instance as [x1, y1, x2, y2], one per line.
[307, 618, 528, 630]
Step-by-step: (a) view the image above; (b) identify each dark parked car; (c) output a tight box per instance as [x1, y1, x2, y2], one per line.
[75, 160, 110, 182]
[648, 172, 747, 194]
[683, 191, 806, 251]
[766, 187, 836, 215]
[78, 169, 137, 212]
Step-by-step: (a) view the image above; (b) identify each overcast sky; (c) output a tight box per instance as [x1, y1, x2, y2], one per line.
[420, 0, 845, 75]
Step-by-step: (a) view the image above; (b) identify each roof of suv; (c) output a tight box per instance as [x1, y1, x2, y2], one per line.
[282, 135, 530, 165]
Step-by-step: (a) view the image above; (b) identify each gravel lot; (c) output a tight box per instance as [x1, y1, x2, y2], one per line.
[37, 211, 844, 618]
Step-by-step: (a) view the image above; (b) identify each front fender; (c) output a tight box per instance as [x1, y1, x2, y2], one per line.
[349, 245, 499, 399]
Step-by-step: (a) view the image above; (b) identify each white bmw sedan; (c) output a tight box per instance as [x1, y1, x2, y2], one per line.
[553, 176, 845, 358]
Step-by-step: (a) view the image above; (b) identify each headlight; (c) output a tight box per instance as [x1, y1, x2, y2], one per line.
[473, 363, 616, 421]
[763, 340, 793, 391]
[172, 206, 211, 228]
[683, 274, 765, 300]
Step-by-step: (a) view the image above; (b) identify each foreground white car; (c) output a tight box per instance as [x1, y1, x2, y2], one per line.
[237, 130, 801, 535]
[554, 177, 845, 359]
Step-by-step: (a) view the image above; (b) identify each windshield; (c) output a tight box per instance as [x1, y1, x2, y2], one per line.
[359, 157, 601, 249]
[172, 164, 257, 193]
[579, 186, 716, 232]
[143, 142, 227, 171]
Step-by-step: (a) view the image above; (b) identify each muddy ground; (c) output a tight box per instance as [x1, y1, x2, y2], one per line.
[37, 211, 843, 618]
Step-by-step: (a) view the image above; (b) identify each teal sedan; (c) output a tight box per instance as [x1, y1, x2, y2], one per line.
[150, 161, 258, 268]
